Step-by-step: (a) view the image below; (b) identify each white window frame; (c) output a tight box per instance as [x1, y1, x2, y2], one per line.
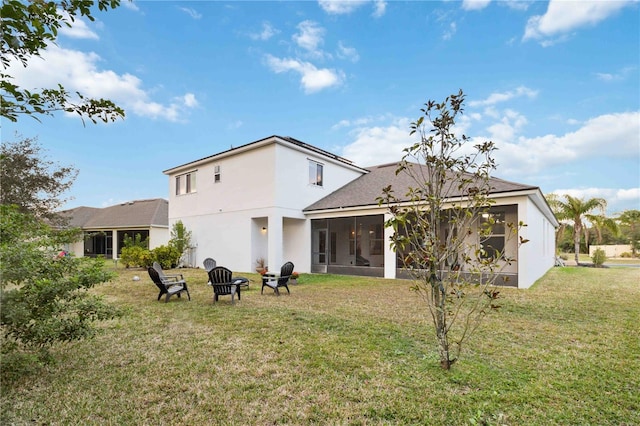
[309, 160, 324, 187]
[176, 171, 197, 195]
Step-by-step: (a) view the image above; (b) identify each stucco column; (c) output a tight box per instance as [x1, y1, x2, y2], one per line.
[267, 214, 283, 273]
[112, 229, 118, 260]
[383, 213, 396, 279]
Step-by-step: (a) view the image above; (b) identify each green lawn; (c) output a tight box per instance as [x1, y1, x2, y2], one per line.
[2, 266, 639, 425]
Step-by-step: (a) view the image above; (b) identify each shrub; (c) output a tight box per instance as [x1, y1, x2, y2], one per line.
[120, 246, 151, 268]
[620, 252, 631, 258]
[591, 248, 607, 267]
[151, 245, 181, 269]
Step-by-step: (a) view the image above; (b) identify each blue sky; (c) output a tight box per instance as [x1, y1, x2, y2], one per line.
[3, 0, 639, 215]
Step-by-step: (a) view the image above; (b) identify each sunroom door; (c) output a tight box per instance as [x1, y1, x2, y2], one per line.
[311, 228, 328, 273]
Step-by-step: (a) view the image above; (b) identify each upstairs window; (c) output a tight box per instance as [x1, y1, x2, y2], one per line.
[309, 160, 323, 187]
[176, 171, 196, 195]
[214, 165, 221, 183]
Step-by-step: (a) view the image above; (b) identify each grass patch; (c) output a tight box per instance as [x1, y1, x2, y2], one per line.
[2, 266, 639, 425]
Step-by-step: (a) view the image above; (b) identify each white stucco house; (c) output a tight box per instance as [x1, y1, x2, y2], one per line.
[164, 135, 558, 288]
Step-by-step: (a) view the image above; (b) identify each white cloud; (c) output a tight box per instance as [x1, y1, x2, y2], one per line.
[122, 1, 139, 11]
[331, 116, 380, 130]
[58, 13, 99, 39]
[318, 0, 386, 17]
[293, 20, 326, 58]
[8, 45, 197, 122]
[485, 109, 528, 141]
[337, 42, 360, 62]
[595, 66, 637, 82]
[372, 0, 387, 18]
[249, 22, 279, 41]
[442, 21, 457, 40]
[179, 7, 202, 20]
[503, 0, 532, 12]
[264, 54, 344, 93]
[494, 111, 640, 176]
[318, 0, 370, 15]
[469, 86, 538, 107]
[462, 0, 492, 11]
[341, 118, 416, 167]
[181, 93, 198, 108]
[523, 0, 636, 44]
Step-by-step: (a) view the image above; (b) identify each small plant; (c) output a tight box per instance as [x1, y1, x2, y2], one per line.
[620, 252, 631, 258]
[591, 248, 607, 267]
[290, 271, 299, 279]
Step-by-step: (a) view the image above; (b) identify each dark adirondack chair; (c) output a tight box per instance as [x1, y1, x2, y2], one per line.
[208, 266, 242, 304]
[203, 258, 217, 285]
[152, 261, 184, 281]
[203, 257, 216, 272]
[261, 261, 294, 296]
[147, 267, 190, 303]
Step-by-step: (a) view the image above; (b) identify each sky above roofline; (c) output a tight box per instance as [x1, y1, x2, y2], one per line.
[2, 0, 638, 215]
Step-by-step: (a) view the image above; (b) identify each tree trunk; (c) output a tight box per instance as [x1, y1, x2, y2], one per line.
[574, 222, 582, 264]
[431, 272, 452, 370]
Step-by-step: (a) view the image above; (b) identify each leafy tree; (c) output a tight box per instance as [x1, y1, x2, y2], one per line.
[378, 90, 526, 370]
[1, 135, 77, 221]
[169, 220, 192, 264]
[0, 205, 119, 366]
[548, 195, 608, 264]
[617, 209, 640, 256]
[1, 0, 124, 123]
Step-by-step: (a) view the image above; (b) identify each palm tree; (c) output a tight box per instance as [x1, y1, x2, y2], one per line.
[585, 214, 619, 245]
[548, 195, 608, 264]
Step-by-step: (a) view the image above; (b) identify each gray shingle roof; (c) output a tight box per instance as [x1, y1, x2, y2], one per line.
[62, 198, 168, 229]
[304, 162, 538, 212]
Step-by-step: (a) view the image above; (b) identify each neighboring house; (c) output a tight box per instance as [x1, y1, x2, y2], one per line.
[62, 198, 170, 259]
[164, 135, 558, 288]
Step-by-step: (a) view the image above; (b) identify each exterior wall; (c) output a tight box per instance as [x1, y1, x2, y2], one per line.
[515, 195, 557, 289]
[68, 238, 84, 257]
[149, 226, 170, 249]
[166, 139, 364, 273]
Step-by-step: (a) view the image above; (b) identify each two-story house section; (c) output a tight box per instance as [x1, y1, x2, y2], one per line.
[165, 135, 559, 288]
[163, 135, 368, 275]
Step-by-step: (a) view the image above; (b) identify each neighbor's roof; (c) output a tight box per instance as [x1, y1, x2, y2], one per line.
[62, 198, 168, 229]
[304, 162, 538, 212]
